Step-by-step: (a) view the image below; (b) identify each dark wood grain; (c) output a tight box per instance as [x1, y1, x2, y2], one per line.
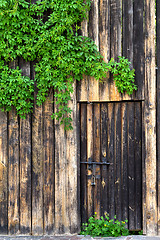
[100, 104, 109, 216]
[0, 110, 8, 234]
[8, 60, 20, 235]
[108, 103, 115, 219]
[114, 103, 121, 221]
[134, 102, 142, 230]
[31, 62, 44, 235]
[133, 0, 144, 100]
[80, 104, 87, 224]
[19, 58, 31, 235]
[93, 104, 101, 218]
[128, 102, 135, 230]
[121, 103, 129, 228]
[43, 90, 54, 234]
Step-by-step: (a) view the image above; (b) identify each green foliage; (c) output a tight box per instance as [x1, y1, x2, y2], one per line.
[80, 212, 129, 237]
[0, 0, 137, 130]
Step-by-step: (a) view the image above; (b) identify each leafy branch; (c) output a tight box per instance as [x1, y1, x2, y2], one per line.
[0, 0, 137, 130]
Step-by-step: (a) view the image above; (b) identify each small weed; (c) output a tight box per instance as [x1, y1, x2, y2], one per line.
[80, 212, 129, 237]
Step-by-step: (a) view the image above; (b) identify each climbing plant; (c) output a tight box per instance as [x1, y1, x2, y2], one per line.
[0, 0, 137, 130]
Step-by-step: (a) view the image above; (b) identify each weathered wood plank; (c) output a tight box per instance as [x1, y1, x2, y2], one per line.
[77, 13, 89, 102]
[93, 104, 101, 218]
[110, 0, 122, 101]
[8, 60, 20, 235]
[133, 0, 144, 100]
[108, 103, 115, 219]
[19, 58, 31, 235]
[80, 104, 88, 224]
[88, 0, 99, 101]
[65, 82, 79, 233]
[157, 0, 160, 235]
[0, 110, 8, 234]
[31, 62, 44, 235]
[114, 103, 121, 221]
[122, 0, 133, 100]
[54, 102, 70, 234]
[99, 0, 110, 101]
[87, 104, 94, 218]
[135, 102, 142, 230]
[100, 104, 109, 216]
[144, 0, 157, 235]
[8, 109, 20, 234]
[128, 102, 135, 230]
[77, 102, 81, 231]
[121, 103, 129, 228]
[142, 101, 146, 234]
[43, 90, 54, 234]
[122, 0, 133, 65]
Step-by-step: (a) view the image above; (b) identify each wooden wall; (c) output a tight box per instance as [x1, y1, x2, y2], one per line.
[0, 0, 159, 236]
[0, 60, 79, 235]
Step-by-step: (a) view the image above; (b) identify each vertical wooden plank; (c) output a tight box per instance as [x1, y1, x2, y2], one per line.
[66, 82, 79, 233]
[122, 0, 133, 65]
[142, 101, 146, 234]
[157, 0, 160, 235]
[128, 102, 135, 230]
[88, 0, 99, 101]
[87, 103, 94, 218]
[110, 0, 122, 101]
[99, 0, 110, 101]
[32, 63, 44, 235]
[122, 0, 133, 100]
[54, 106, 69, 234]
[114, 103, 121, 221]
[93, 104, 101, 219]
[19, 58, 31, 235]
[80, 104, 88, 224]
[77, 102, 81, 232]
[77, 12, 89, 102]
[121, 103, 129, 228]
[133, 0, 144, 100]
[144, 0, 157, 235]
[108, 103, 115, 219]
[0, 110, 8, 234]
[43, 90, 54, 234]
[134, 102, 142, 230]
[100, 104, 109, 216]
[8, 60, 20, 235]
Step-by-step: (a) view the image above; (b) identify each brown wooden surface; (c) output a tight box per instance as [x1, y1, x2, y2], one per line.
[93, 104, 101, 219]
[8, 108, 20, 234]
[8, 60, 20, 235]
[54, 83, 78, 234]
[157, 0, 160, 235]
[88, 0, 99, 102]
[32, 63, 44, 235]
[0, 0, 159, 236]
[0, 110, 8, 234]
[43, 90, 54, 235]
[80, 102, 142, 231]
[77, 0, 144, 102]
[66, 82, 79, 233]
[144, 0, 157, 236]
[19, 58, 32, 235]
[86, 104, 94, 219]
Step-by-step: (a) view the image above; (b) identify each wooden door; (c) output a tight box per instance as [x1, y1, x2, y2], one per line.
[80, 101, 142, 231]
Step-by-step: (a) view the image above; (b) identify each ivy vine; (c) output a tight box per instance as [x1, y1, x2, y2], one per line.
[0, 0, 137, 130]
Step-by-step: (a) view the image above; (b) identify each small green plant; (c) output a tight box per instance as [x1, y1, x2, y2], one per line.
[80, 212, 129, 237]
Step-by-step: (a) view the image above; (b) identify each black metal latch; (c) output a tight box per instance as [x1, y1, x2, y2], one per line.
[81, 159, 110, 186]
